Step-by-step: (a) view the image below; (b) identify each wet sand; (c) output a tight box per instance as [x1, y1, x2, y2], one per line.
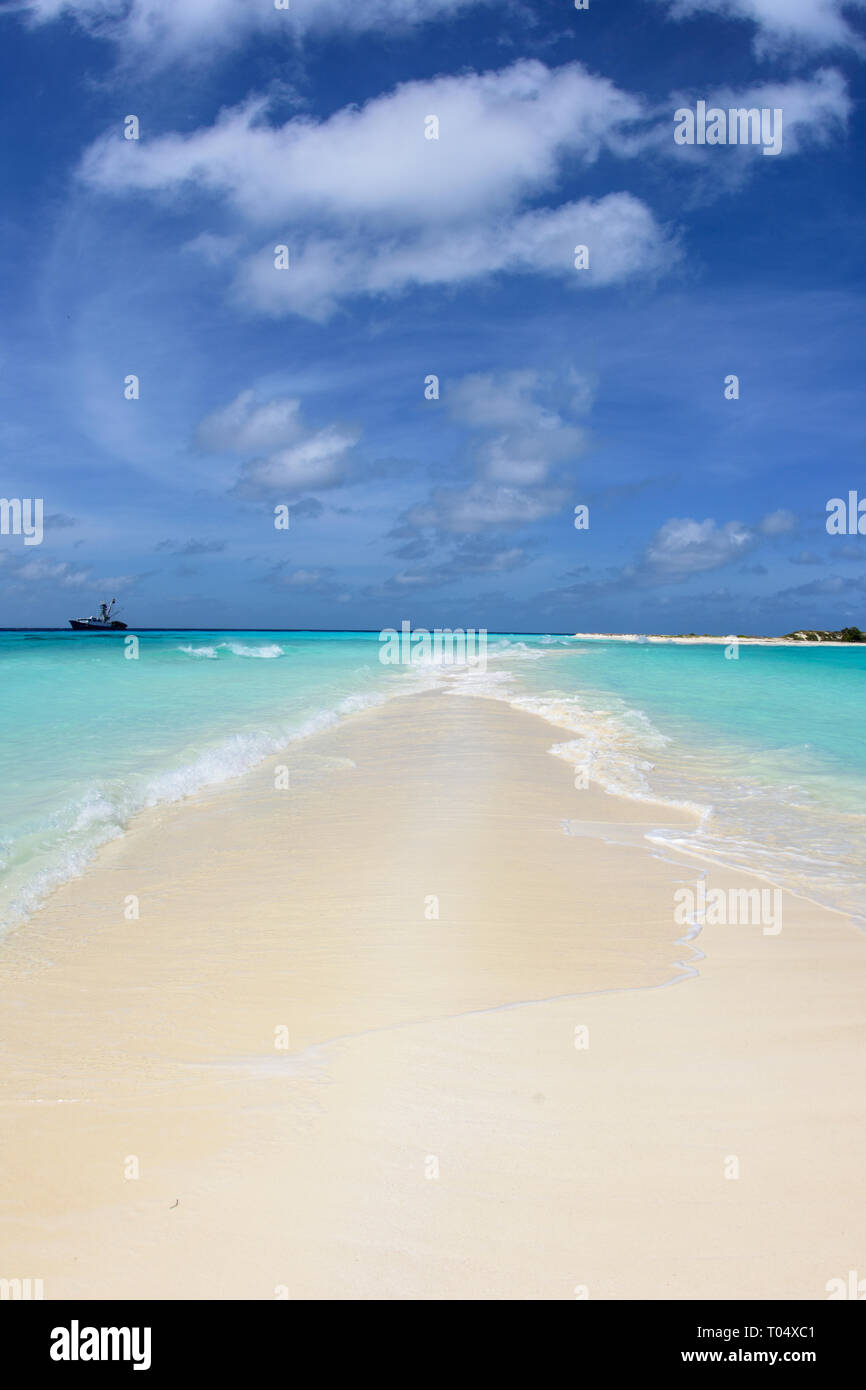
[0, 692, 863, 1299]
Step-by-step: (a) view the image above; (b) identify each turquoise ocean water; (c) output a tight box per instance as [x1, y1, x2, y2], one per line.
[0, 630, 864, 932]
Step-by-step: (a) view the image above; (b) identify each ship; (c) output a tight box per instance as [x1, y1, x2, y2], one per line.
[69, 598, 127, 631]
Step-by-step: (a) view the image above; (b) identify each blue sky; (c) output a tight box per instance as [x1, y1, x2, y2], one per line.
[0, 0, 864, 632]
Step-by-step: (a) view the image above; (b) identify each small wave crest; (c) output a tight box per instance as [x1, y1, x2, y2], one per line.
[442, 638, 866, 926]
[0, 681, 391, 933]
[177, 642, 284, 659]
[222, 642, 284, 658]
[178, 644, 219, 658]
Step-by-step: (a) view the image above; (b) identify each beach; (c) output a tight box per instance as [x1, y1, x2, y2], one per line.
[1, 686, 863, 1300]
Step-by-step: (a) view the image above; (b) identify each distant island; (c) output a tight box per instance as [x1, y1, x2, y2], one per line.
[782, 628, 865, 643]
[671, 628, 865, 642]
[572, 628, 866, 644]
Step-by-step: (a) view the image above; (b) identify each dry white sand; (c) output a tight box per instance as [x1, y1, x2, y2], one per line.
[0, 692, 862, 1299]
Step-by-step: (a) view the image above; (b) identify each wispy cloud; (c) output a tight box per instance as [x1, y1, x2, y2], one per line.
[645, 517, 756, 576]
[196, 389, 363, 498]
[653, 0, 866, 58]
[389, 366, 594, 545]
[760, 508, 797, 535]
[155, 538, 228, 556]
[8, 0, 492, 65]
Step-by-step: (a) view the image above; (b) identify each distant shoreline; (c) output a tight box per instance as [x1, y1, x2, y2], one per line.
[2, 627, 863, 644]
[571, 632, 865, 645]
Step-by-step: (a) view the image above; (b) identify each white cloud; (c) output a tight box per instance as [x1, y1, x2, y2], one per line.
[465, 545, 526, 572]
[81, 62, 644, 224]
[396, 368, 589, 532]
[646, 517, 755, 576]
[78, 57, 849, 318]
[448, 370, 562, 431]
[236, 192, 674, 320]
[183, 232, 242, 267]
[0, 552, 136, 591]
[14, 0, 489, 63]
[645, 68, 851, 176]
[24, 0, 863, 67]
[79, 60, 679, 318]
[654, 0, 866, 56]
[11, 557, 93, 586]
[450, 371, 588, 487]
[384, 542, 528, 589]
[197, 390, 303, 454]
[197, 389, 361, 496]
[760, 508, 797, 535]
[691, 68, 850, 154]
[407, 483, 566, 534]
[478, 433, 584, 487]
[263, 563, 343, 595]
[284, 568, 328, 587]
[233, 423, 361, 497]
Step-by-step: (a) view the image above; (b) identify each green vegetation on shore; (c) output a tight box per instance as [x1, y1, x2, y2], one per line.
[665, 628, 866, 642]
[782, 628, 866, 643]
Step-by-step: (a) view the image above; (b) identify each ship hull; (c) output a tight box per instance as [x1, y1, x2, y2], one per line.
[69, 620, 128, 631]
